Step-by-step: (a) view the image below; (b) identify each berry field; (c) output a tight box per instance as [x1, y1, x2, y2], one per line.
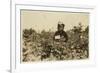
[22, 25, 89, 62]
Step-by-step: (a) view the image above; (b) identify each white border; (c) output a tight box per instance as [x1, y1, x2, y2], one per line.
[11, 3, 96, 73]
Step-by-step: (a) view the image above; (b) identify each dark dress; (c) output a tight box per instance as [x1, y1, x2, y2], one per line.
[53, 30, 68, 42]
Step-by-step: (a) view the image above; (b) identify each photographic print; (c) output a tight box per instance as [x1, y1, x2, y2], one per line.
[21, 10, 89, 62]
[11, 0, 95, 72]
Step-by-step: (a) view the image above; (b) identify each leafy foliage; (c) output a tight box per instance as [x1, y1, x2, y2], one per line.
[22, 25, 89, 62]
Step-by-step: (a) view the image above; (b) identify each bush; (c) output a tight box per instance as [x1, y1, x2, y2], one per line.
[22, 25, 89, 62]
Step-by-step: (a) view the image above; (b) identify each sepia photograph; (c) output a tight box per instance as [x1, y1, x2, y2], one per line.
[21, 10, 89, 62]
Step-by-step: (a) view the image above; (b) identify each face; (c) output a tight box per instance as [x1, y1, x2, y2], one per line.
[58, 24, 64, 31]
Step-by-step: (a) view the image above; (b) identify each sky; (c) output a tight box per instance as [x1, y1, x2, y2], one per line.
[21, 10, 89, 32]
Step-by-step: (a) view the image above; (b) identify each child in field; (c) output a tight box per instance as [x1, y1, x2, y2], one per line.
[53, 21, 68, 43]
